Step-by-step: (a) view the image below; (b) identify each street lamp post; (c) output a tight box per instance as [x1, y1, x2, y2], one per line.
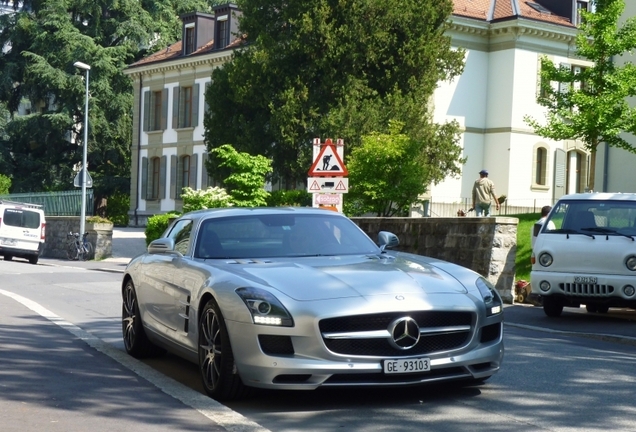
[74, 61, 90, 238]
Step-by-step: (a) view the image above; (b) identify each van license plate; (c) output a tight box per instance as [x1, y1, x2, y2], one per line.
[574, 276, 597, 284]
[0, 238, 16, 246]
[383, 357, 430, 374]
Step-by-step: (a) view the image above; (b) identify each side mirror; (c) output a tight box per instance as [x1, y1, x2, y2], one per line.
[533, 223, 542, 237]
[378, 231, 399, 250]
[148, 238, 176, 255]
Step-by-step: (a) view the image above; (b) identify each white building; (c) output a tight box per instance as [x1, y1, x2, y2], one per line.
[124, 0, 597, 224]
[426, 0, 595, 216]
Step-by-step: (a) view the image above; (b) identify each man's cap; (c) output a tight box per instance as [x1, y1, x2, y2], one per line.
[479, 169, 488, 176]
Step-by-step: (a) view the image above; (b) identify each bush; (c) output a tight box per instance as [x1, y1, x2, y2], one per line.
[181, 186, 232, 213]
[86, 215, 112, 224]
[105, 192, 130, 227]
[145, 212, 180, 246]
[266, 189, 312, 207]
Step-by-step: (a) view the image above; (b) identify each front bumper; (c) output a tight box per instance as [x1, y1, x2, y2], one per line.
[225, 319, 503, 390]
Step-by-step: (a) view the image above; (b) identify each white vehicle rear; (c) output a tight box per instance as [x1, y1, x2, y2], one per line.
[0, 200, 46, 265]
[531, 193, 636, 317]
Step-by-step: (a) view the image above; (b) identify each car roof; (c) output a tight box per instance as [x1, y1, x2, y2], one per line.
[558, 192, 636, 202]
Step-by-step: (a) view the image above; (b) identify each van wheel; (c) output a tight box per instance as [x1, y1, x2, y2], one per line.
[543, 297, 563, 317]
[28, 255, 38, 265]
[585, 304, 598, 313]
[3, 255, 12, 261]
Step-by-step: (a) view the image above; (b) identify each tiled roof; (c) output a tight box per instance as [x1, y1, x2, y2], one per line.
[453, 0, 575, 27]
[130, 1, 574, 70]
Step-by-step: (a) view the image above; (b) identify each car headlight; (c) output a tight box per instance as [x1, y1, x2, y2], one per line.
[235, 287, 294, 327]
[626, 256, 636, 271]
[476, 277, 503, 316]
[538, 253, 553, 267]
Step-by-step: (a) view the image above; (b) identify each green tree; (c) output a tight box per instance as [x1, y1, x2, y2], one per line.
[524, 0, 636, 191]
[0, 173, 10, 195]
[0, 0, 215, 199]
[210, 144, 272, 207]
[205, 0, 465, 187]
[345, 121, 450, 217]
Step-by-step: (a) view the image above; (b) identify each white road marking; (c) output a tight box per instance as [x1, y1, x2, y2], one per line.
[0, 288, 271, 432]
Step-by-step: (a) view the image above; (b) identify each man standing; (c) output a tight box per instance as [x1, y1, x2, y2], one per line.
[472, 169, 499, 216]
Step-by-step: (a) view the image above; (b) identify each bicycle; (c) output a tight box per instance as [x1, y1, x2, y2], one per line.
[66, 232, 94, 261]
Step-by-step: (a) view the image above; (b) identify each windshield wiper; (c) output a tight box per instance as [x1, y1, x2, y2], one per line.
[582, 227, 635, 240]
[550, 228, 595, 239]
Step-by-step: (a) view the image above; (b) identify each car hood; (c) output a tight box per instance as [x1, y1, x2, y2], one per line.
[223, 255, 468, 301]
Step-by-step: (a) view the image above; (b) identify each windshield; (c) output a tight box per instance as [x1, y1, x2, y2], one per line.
[194, 213, 381, 259]
[544, 199, 636, 237]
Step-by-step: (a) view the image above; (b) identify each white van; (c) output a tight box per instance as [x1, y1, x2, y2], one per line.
[531, 193, 636, 317]
[0, 200, 46, 265]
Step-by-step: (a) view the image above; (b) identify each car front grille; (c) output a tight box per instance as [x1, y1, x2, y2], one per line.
[319, 311, 474, 357]
[559, 283, 614, 296]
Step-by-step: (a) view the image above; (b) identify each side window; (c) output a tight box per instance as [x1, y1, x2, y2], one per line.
[167, 219, 193, 255]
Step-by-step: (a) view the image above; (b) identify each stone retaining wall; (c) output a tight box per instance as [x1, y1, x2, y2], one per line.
[352, 217, 518, 302]
[42, 217, 113, 260]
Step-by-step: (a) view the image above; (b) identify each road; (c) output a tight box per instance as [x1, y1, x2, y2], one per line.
[2, 258, 636, 431]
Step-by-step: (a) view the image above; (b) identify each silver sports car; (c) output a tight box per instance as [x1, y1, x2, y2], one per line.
[121, 207, 504, 400]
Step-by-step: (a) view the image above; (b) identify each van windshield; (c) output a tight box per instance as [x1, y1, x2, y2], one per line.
[3, 208, 41, 229]
[544, 199, 636, 237]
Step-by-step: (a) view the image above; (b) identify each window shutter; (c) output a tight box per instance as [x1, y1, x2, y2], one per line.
[176, 156, 183, 198]
[201, 153, 209, 188]
[178, 87, 185, 129]
[553, 148, 566, 201]
[204, 82, 211, 113]
[170, 155, 177, 199]
[190, 153, 198, 189]
[161, 89, 169, 130]
[172, 87, 180, 129]
[142, 91, 150, 132]
[141, 157, 149, 199]
[192, 84, 200, 127]
[159, 155, 167, 199]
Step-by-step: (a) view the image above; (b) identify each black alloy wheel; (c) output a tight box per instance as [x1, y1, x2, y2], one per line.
[198, 299, 247, 401]
[122, 279, 164, 358]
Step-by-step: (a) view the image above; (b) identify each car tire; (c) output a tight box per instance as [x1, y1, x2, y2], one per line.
[585, 304, 598, 313]
[122, 279, 165, 358]
[543, 297, 563, 317]
[199, 298, 249, 401]
[4, 255, 12, 261]
[28, 255, 38, 265]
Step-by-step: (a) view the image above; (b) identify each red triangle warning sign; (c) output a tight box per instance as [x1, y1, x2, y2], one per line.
[335, 180, 347, 191]
[308, 143, 348, 177]
[309, 180, 321, 191]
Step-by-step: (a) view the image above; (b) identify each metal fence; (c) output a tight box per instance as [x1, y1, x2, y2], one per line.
[415, 196, 557, 218]
[0, 190, 94, 217]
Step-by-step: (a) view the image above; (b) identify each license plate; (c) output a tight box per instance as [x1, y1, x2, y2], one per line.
[574, 276, 598, 284]
[0, 238, 16, 246]
[383, 357, 430, 374]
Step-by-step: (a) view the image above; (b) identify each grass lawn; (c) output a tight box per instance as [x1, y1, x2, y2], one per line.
[509, 212, 541, 282]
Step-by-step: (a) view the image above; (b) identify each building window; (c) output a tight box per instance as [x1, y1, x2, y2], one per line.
[182, 86, 192, 127]
[216, 18, 228, 49]
[576, 1, 590, 26]
[535, 147, 547, 186]
[150, 157, 161, 199]
[173, 84, 199, 129]
[185, 26, 195, 55]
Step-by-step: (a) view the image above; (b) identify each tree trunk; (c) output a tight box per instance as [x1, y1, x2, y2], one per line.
[588, 143, 598, 192]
